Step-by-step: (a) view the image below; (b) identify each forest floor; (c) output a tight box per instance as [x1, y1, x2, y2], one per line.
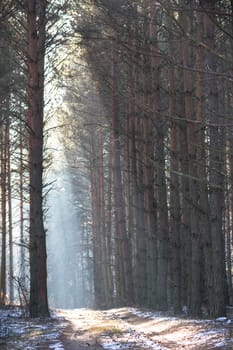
[0, 306, 233, 350]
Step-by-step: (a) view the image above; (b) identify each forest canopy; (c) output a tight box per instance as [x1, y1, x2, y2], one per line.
[0, 0, 233, 318]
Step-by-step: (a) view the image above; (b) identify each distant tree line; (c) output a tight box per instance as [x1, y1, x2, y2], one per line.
[0, 0, 69, 317]
[0, 0, 232, 319]
[61, 0, 233, 318]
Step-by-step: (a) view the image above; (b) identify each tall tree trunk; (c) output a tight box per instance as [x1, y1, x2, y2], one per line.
[226, 0, 233, 307]
[0, 121, 7, 305]
[7, 120, 14, 303]
[195, 9, 213, 315]
[111, 46, 134, 305]
[89, 128, 102, 306]
[168, 12, 181, 313]
[98, 125, 109, 307]
[177, 5, 192, 310]
[27, 0, 49, 317]
[19, 111, 26, 286]
[129, 58, 148, 304]
[153, 50, 169, 312]
[142, 2, 157, 308]
[106, 144, 114, 306]
[128, 26, 148, 305]
[228, 103, 233, 306]
[203, 0, 228, 316]
[225, 136, 233, 305]
[181, 6, 202, 316]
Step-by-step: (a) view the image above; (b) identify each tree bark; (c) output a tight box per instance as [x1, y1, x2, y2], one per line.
[0, 121, 7, 305]
[111, 46, 134, 305]
[27, 0, 49, 317]
[168, 15, 181, 312]
[203, 0, 228, 316]
[195, 9, 213, 315]
[181, 7, 202, 316]
[7, 119, 14, 303]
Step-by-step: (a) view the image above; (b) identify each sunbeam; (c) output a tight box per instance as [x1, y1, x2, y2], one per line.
[46, 123, 92, 309]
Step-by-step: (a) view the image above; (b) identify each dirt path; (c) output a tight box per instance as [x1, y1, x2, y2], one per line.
[58, 309, 105, 349]
[1, 306, 232, 349]
[58, 308, 233, 350]
[60, 323, 103, 350]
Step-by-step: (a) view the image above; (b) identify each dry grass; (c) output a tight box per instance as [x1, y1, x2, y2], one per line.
[89, 323, 123, 335]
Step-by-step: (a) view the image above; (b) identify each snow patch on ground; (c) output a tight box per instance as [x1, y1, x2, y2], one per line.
[49, 340, 65, 349]
[0, 307, 66, 350]
[102, 339, 167, 350]
[56, 307, 233, 350]
[128, 307, 232, 349]
[3, 307, 231, 350]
